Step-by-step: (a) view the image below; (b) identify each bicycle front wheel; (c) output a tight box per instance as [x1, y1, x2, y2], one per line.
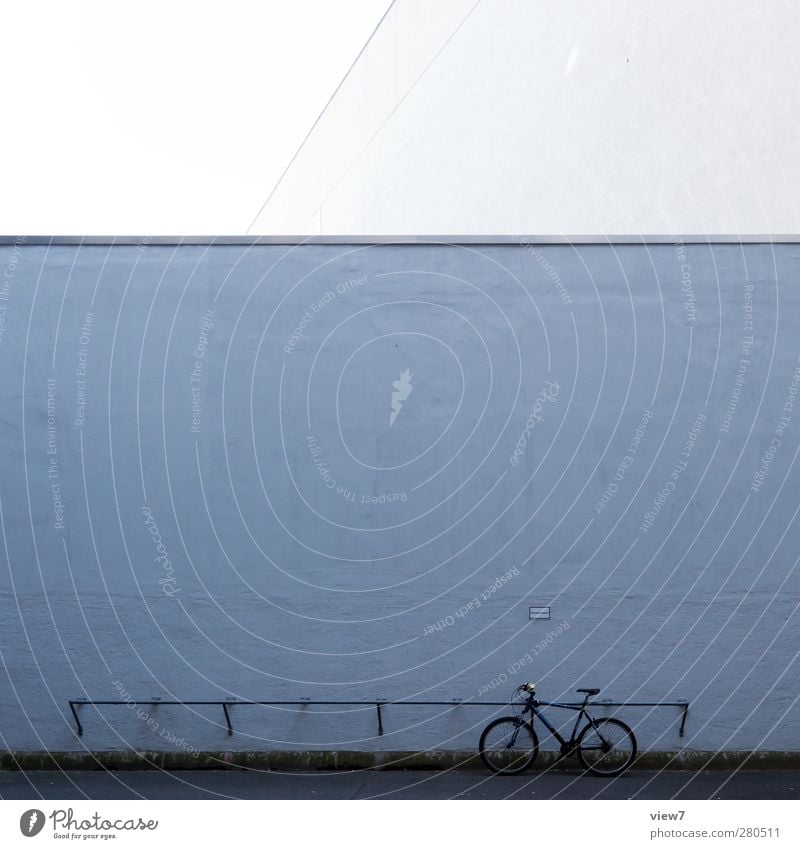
[577, 717, 637, 776]
[479, 717, 539, 775]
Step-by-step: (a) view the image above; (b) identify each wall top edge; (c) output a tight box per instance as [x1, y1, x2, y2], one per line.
[0, 235, 798, 246]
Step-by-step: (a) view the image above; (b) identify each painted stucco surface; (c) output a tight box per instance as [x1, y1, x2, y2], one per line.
[0, 240, 798, 753]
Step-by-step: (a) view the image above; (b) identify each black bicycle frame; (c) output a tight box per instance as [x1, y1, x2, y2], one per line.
[522, 697, 599, 748]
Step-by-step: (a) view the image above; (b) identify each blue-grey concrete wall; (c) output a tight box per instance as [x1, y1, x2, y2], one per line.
[1, 239, 799, 754]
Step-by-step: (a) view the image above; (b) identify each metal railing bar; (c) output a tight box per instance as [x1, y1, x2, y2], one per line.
[68, 698, 689, 739]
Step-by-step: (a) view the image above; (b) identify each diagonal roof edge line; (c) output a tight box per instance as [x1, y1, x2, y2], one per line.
[245, 0, 400, 235]
[298, 0, 484, 233]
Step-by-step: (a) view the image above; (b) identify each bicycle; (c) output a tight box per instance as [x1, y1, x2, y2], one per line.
[479, 682, 637, 777]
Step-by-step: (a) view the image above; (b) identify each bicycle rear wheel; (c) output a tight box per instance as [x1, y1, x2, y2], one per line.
[577, 717, 637, 776]
[479, 717, 539, 775]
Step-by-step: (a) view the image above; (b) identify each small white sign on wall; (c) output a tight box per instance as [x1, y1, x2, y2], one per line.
[529, 606, 551, 620]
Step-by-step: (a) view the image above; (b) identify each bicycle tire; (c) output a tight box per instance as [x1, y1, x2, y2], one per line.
[479, 716, 539, 775]
[576, 717, 637, 776]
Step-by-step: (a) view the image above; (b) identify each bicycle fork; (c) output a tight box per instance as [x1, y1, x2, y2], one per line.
[505, 723, 524, 749]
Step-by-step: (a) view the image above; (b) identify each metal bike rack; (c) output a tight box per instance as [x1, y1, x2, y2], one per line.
[68, 697, 689, 738]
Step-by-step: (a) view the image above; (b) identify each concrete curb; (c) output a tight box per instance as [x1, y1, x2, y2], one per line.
[3, 750, 800, 771]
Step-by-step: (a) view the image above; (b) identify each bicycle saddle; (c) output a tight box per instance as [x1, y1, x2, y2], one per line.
[577, 688, 600, 695]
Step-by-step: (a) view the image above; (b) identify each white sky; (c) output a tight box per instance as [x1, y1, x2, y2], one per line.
[0, 0, 391, 234]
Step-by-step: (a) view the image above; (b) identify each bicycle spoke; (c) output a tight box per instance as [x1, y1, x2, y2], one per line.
[578, 719, 636, 775]
[479, 718, 537, 775]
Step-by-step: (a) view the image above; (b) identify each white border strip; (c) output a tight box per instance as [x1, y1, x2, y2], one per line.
[0, 235, 798, 246]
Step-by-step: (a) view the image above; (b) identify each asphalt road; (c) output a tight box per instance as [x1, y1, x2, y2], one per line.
[1, 769, 798, 800]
